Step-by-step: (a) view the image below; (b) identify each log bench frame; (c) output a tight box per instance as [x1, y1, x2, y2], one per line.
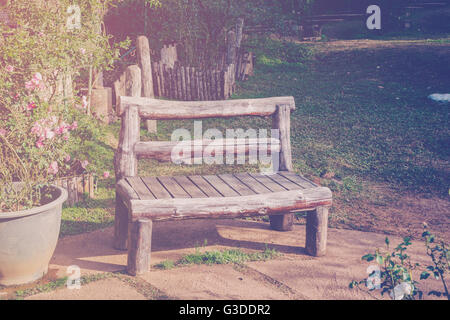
[114, 96, 332, 275]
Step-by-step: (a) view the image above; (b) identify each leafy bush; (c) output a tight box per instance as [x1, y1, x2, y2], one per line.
[0, 82, 78, 212]
[106, 0, 316, 68]
[350, 224, 449, 300]
[0, 0, 126, 212]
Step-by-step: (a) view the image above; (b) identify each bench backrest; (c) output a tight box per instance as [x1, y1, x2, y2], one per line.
[115, 96, 296, 179]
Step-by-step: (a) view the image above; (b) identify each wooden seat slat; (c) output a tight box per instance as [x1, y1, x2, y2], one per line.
[202, 175, 240, 197]
[157, 176, 191, 198]
[126, 177, 155, 200]
[267, 173, 302, 190]
[279, 171, 318, 189]
[248, 173, 288, 192]
[173, 176, 208, 198]
[218, 174, 256, 196]
[233, 173, 272, 194]
[141, 177, 172, 199]
[188, 175, 223, 197]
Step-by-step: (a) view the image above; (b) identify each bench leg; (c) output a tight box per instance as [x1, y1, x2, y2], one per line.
[114, 194, 129, 250]
[305, 206, 328, 257]
[269, 213, 293, 231]
[127, 219, 153, 276]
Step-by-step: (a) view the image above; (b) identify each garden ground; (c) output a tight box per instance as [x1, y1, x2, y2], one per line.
[1, 221, 447, 300]
[1, 36, 448, 300]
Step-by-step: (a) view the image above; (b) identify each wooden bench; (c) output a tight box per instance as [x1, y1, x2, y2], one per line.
[114, 96, 332, 275]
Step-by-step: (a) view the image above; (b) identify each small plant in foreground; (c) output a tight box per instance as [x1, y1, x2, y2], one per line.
[350, 224, 449, 300]
[154, 246, 280, 269]
[420, 223, 449, 299]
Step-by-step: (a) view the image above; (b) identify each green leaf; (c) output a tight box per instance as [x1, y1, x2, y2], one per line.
[376, 254, 384, 265]
[420, 271, 430, 280]
[385, 237, 390, 246]
[433, 271, 440, 280]
[362, 254, 375, 262]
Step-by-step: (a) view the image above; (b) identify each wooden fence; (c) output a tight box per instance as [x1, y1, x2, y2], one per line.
[114, 44, 253, 104]
[53, 174, 95, 206]
[113, 17, 253, 104]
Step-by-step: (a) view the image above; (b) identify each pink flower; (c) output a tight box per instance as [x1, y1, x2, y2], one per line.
[81, 160, 89, 169]
[63, 135, 69, 141]
[48, 161, 58, 175]
[33, 72, 43, 82]
[25, 81, 34, 91]
[103, 171, 110, 179]
[70, 121, 78, 130]
[25, 72, 45, 91]
[27, 102, 37, 111]
[56, 122, 69, 135]
[36, 138, 44, 149]
[0, 128, 6, 136]
[31, 122, 42, 136]
[44, 128, 55, 140]
[5, 65, 14, 72]
[80, 48, 86, 55]
[64, 155, 71, 162]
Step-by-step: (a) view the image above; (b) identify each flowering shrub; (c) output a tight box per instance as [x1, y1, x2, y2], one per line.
[0, 73, 78, 211]
[0, 0, 130, 212]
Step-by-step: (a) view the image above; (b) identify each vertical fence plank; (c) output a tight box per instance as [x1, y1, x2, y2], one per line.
[180, 66, 186, 101]
[190, 68, 195, 101]
[198, 70, 203, 101]
[159, 63, 165, 97]
[186, 66, 191, 101]
[176, 64, 182, 100]
[205, 70, 210, 101]
[220, 70, 226, 99]
[169, 67, 174, 100]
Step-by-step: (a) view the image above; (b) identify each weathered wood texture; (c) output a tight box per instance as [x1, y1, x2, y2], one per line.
[118, 96, 295, 118]
[136, 35, 157, 133]
[127, 219, 152, 275]
[306, 206, 329, 257]
[134, 138, 280, 163]
[160, 44, 177, 69]
[130, 187, 331, 220]
[53, 174, 95, 206]
[114, 193, 129, 250]
[114, 94, 332, 275]
[122, 35, 251, 102]
[269, 213, 294, 231]
[273, 104, 294, 172]
[114, 104, 140, 180]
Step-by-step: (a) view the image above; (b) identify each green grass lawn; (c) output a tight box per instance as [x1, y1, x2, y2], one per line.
[61, 34, 450, 240]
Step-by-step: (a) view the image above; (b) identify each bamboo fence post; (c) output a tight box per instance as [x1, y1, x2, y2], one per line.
[198, 70, 204, 101]
[186, 66, 191, 101]
[176, 63, 182, 100]
[180, 66, 186, 101]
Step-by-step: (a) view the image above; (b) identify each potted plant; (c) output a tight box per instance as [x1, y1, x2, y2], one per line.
[0, 0, 128, 286]
[0, 71, 81, 286]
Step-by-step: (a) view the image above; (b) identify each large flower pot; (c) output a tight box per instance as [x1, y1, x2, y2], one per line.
[0, 186, 67, 286]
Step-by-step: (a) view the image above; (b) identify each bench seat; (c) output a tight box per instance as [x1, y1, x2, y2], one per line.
[117, 172, 332, 221]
